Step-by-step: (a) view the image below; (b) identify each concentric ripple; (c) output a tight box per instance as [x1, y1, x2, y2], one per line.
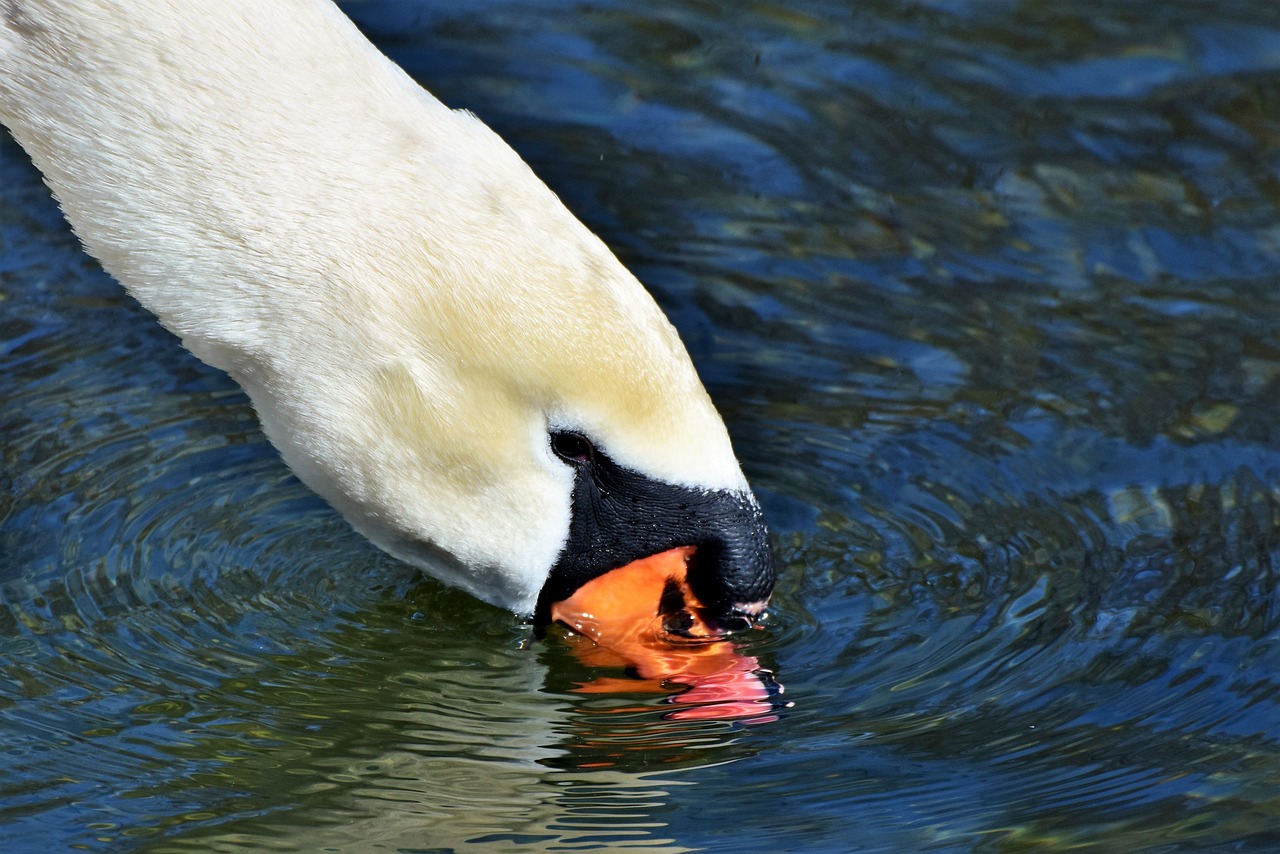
[4, 0, 1280, 851]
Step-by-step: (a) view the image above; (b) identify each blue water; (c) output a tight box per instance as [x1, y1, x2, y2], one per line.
[2, 1, 1279, 850]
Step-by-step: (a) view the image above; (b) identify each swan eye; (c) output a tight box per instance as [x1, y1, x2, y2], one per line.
[550, 431, 594, 465]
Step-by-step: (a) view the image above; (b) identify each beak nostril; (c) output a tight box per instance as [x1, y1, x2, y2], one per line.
[657, 578, 686, 618]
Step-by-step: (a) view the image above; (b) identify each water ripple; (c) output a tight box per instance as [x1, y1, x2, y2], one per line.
[4, 0, 1280, 850]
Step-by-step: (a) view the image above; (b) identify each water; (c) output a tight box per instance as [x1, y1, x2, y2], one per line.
[3, 0, 1279, 850]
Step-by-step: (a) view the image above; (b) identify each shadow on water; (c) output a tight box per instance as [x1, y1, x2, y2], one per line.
[3, 0, 1280, 851]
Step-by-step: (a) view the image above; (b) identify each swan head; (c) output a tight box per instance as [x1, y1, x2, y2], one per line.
[212, 112, 776, 624]
[240, 254, 775, 623]
[0, 0, 774, 627]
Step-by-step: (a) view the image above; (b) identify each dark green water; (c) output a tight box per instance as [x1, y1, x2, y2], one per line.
[3, 1, 1279, 850]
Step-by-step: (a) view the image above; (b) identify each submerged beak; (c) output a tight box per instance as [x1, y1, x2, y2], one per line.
[549, 546, 784, 721]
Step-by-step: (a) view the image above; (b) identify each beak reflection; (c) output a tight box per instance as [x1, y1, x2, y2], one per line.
[549, 546, 786, 722]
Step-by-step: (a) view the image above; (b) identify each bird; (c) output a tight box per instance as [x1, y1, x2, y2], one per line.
[0, 0, 774, 627]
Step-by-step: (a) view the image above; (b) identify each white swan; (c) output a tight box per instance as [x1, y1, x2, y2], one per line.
[0, 0, 773, 620]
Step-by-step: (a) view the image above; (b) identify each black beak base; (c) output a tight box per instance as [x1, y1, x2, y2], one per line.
[535, 446, 775, 627]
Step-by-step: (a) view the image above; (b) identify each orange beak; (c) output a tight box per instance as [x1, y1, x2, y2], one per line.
[550, 546, 783, 721]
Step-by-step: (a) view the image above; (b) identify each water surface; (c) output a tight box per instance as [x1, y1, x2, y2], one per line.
[2, 0, 1279, 850]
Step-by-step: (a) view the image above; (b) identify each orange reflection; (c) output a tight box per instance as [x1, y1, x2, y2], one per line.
[551, 546, 783, 722]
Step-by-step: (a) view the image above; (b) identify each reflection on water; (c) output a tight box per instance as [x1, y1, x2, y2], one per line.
[3, 0, 1280, 850]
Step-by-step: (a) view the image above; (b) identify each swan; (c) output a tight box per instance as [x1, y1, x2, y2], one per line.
[0, 0, 773, 623]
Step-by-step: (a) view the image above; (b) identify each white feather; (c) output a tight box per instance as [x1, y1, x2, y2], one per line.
[0, 0, 752, 612]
